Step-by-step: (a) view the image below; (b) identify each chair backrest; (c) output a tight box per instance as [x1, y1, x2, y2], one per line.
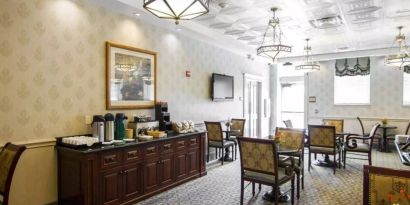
[323, 119, 344, 133]
[367, 124, 381, 149]
[363, 165, 410, 205]
[308, 125, 336, 149]
[204, 121, 223, 142]
[283, 120, 293, 128]
[406, 122, 410, 135]
[275, 127, 305, 152]
[0, 143, 26, 205]
[237, 137, 278, 176]
[231, 119, 246, 137]
[357, 117, 366, 136]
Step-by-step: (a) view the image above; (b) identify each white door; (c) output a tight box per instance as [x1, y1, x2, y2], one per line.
[243, 74, 262, 137]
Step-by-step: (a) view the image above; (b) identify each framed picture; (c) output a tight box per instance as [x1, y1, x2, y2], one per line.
[106, 42, 157, 109]
[309, 96, 316, 103]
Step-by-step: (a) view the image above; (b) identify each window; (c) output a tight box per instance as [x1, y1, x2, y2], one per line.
[334, 75, 370, 105]
[280, 81, 304, 128]
[404, 72, 410, 105]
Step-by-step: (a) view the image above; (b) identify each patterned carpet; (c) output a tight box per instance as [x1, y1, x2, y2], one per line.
[138, 148, 408, 205]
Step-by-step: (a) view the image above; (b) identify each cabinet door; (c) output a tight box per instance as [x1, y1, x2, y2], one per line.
[160, 154, 174, 187]
[143, 157, 160, 193]
[174, 151, 187, 181]
[122, 162, 143, 201]
[187, 149, 199, 176]
[100, 167, 122, 205]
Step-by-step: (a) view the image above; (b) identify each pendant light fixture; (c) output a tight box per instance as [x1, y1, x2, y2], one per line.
[295, 38, 320, 72]
[385, 26, 410, 68]
[143, 0, 210, 25]
[256, 7, 292, 61]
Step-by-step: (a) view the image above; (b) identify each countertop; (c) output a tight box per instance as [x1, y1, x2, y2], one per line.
[56, 131, 206, 154]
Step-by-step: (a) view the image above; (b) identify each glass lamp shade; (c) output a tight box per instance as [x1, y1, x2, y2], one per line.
[257, 44, 292, 60]
[295, 62, 320, 72]
[385, 54, 410, 68]
[143, 0, 209, 24]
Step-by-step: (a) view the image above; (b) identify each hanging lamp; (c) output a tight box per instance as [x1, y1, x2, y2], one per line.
[385, 26, 410, 68]
[295, 38, 320, 72]
[143, 0, 210, 25]
[256, 7, 291, 61]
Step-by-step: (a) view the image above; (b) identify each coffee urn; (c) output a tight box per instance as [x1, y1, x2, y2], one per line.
[104, 113, 114, 142]
[92, 115, 105, 142]
[115, 113, 128, 140]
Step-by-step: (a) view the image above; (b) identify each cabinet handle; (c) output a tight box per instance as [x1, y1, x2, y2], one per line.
[128, 151, 138, 158]
[190, 139, 196, 144]
[178, 141, 185, 146]
[163, 144, 171, 150]
[146, 147, 155, 153]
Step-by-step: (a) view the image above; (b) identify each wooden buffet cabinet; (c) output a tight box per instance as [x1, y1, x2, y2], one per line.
[57, 132, 207, 205]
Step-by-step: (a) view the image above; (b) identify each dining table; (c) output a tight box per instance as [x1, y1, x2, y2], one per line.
[378, 124, 397, 152]
[262, 144, 299, 202]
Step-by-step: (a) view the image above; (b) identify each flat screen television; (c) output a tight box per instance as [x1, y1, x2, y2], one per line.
[211, 73, 234, 101]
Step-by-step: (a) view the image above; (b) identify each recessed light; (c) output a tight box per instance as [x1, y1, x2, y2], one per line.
[133, 12, 141, 16]
[176, 28, 182, 31]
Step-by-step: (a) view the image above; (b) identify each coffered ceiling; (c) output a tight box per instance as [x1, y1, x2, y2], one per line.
[100, 0, 410, 59]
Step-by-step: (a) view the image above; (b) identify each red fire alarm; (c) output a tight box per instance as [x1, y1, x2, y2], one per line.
[185, 71, 191, 77]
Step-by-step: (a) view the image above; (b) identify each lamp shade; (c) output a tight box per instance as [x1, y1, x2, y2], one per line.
[143, 0, 210, 24]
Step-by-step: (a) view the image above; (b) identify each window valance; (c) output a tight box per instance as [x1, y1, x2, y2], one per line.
[335, 57, 370, 77]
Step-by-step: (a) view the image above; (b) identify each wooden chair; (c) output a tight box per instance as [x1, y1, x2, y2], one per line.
[275, 127, 305, 199]
[322, 119, 344, 133]
[0, 143, 26, 205]
[343, 124, 380, 168]
[227, 118, 245, 161]
[357, 117, 382, 149]
[363, 165, 410, 205]
[308, 125, 341, 174]
[237, 137, 295, 205]
[205, 121, 235, 165]
[283, 120, 293, 128]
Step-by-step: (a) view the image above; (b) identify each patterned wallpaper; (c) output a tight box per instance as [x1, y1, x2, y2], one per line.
[0, 0, 270, 144]
[307, 57, 410, 119]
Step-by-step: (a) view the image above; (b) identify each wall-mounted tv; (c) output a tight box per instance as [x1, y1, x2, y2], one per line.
[211, 73, 234, 101]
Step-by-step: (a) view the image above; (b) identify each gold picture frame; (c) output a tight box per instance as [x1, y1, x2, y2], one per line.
[106, 42, 157, 109]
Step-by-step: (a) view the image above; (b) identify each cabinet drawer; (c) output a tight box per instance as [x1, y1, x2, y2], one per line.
[124, 147, 142, 163]
[187, 137, 199, 148]
[100, 151, 122, 169]
[143, 144, 159, 158]
[160, 141, 174, 154]
[175, 139, 186, 151]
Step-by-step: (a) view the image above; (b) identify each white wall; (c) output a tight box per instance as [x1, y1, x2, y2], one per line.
[307, 56, 410, 134]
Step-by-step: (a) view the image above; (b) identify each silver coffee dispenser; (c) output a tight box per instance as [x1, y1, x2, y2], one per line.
[104, 113, 114, 142]
[92, 115, 105, 142]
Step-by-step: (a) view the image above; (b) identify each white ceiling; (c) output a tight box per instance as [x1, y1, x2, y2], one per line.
[98, 0, 410, 60]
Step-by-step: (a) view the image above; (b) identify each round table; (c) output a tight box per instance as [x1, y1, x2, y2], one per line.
[378, 124, 397, 152]
[262, 144, 299, 202]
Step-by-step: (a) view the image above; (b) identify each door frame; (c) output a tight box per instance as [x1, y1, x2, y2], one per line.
[243, 73, 263, 137]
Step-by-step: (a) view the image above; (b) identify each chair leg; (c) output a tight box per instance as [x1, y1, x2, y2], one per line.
[252, 182, 255, 196]
[308, 152, 311, 172]
[240, 179, 244, 205]
[207, 145, 210, 162]
[314, 153, 317, 160]
[235, 144, 237, 160]
[333, 154, 336, 174]
[221, 147, 224, 165]
[274, 185, 279, 205]
[291, 175, 295, 205]
[302, 167, 304, 189]
[215, 147, 218, 160]
[338, 151, 342, 169]
[296, 172, 300, 199]
[259, 183, 261, 190]
[368, 152, 372, 166]
[343, 150, 347, 169]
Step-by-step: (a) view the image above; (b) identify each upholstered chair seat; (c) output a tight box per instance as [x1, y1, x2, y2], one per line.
[244, 168, 292, 185]
[309, 146, 340, 154]
[208, 140, 234, 148]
